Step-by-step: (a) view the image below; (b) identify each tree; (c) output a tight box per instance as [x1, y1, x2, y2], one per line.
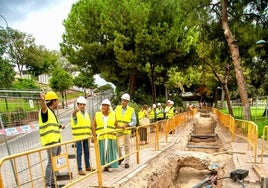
[95, 84, 114, 93]
[25, 46, 58, 77]
[3, 28, 35, 77]
[0, 58, 15, 88]
[61, 0, 191, 100]
[49, 68, 73, 108]
[2, 27, 57, 78]
[136, 0, 193, 103]
[73, 71, 97, 97]
[0, 28, 15, 88]
[221, 0, 251, 120]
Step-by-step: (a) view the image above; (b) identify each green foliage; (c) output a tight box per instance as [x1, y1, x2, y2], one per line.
[95, 84, 113, 92]
[12, 78, 40, 90]
[166, 66, 202, 93]
[3, 28, 36, 77]
[26, 46, 59, 77]
[61, 0, 195, 98]
[73, 71, 96, 89]
[0, 59, 15, 88]
[49, 68, 73, 92]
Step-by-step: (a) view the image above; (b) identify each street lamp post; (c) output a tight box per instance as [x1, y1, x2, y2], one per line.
[256, 39, 268, 120]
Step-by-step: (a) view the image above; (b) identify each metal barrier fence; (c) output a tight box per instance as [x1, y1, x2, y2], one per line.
[0, 90, 41, 128]
[212, 108, 258, 162]
[0, 110, 193, 187]
[0, 89, 114, 154]
[261, 126, 268, 163]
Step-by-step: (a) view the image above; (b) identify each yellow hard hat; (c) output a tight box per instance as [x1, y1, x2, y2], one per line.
[45, 91, 58, 101]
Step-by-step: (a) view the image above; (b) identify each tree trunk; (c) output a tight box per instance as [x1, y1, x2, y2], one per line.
[65, 91, 68, 108]
[223, 83, 233, 116]
[129, 70, 137, 96]
[61, 91, 65, 109]
[150, 63, 156, 104]
[221, 0, 251, 120]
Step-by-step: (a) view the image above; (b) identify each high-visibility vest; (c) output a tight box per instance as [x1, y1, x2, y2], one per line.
[138, 109, 146, 120]
[71, 111, 91, 140]
[156, 108, 164, 119]
[95, 111, 116, 140]
[149, 109, 155, 120]
[165, 106, 175, 119]
[39, 108, 61, 146]
[115, 105, 134, 135]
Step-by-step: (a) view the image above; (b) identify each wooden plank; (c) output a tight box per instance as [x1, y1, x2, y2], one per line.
[191, 133, 217, 138]
[187, 145, 219, 149]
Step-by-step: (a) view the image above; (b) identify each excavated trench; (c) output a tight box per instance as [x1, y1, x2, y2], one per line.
[187, 109, 222, 153]
[119, 109, 232, 188]
[175, 109, 226, 187]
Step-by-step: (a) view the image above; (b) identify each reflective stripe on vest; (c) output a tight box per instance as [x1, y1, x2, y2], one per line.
[95, 111, 116, 140]
[39, 108, 61, 146]
[115, 105, 134, 134]
[71, 111, 91, 140]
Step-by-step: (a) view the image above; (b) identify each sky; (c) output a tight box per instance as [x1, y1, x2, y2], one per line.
[0, 0, 77, 50]
[0, 0, 110, 86]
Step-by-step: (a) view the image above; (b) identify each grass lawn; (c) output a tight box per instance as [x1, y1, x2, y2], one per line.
[220, 106, 268, 137]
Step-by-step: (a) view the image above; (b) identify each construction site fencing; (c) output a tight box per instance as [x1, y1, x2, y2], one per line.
[0, 89, 114, 154]
[260, 126, 268, 163]
[0, 90, 41, 128]
[212, 108, 258, 162]
[0, 110, 193, 188]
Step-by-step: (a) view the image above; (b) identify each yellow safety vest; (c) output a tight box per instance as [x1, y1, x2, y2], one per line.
[156, 108, 164, 119]
[166, 106, 175, 119]
[149, 109, 155, 120]
[138, 110, 146, 120]
[115, 105, 134, 135]
[95, 111, 117, 140]
[39, 108, 61, 146]
[71, 111, 91, 140]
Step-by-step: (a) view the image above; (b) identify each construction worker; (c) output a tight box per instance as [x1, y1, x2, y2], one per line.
[71, 96, 94, 175]
[165, 100, 175, 119]
[165, 100, 176, 134]
[149, 104, 156, 123]
[156, 103, 165, 132]
[138, 104, 149, 145]
[115, 93, 136, 168]
[92, 99, 118, 172]
[149, 104, 156, 132]
[156, 103, 165, 121]
[39, 91, 65, 188]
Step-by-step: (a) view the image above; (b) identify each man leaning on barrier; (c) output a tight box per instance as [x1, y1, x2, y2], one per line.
[39, 91, 65, 188]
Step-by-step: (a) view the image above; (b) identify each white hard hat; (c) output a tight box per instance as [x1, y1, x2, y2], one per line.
[167, 100, 171, 103]
[101, 99, 111, 106]
[77, 96, 87, 104]
[170, 101, 174, 105]
[157, 103, 161, 106]
[152, 104, 156, 108]
[121, 93, 130, 101]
